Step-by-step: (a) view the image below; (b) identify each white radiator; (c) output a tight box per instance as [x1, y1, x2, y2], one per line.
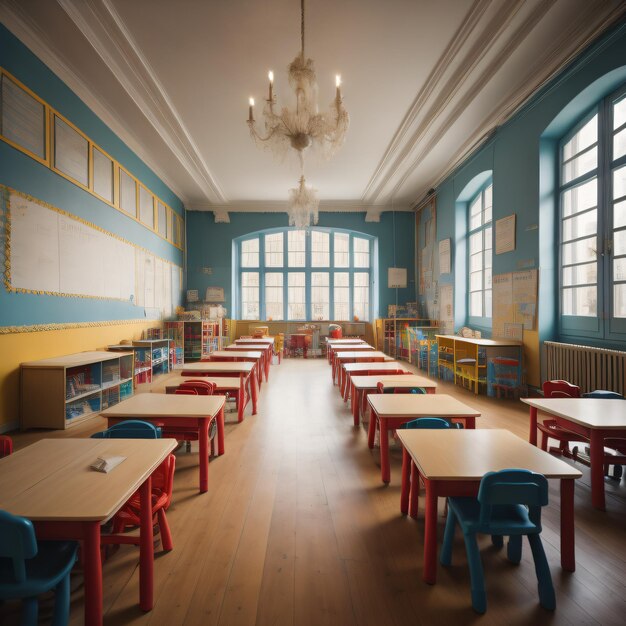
[545, 341, 626, 395]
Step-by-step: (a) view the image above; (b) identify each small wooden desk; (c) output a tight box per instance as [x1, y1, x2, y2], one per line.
[329, 344, 374, 370]
[521, 397, 626, 510]
[397, 429, 582, 584]
[225, 343, 272, 379]
[209, 350, 265, 386]
[180, 361, 257, 421]
[350, 374, 436, 425]
[334, 350, 392, 390]
[0, 438, 176, 625]
[436, 335, 522, 394]
[235, 337, 275, 345]
[164, 376, 242, 397]
[326, 339, 367, 363]
[101, 394, 225, 493]
[367, 394, 480, 483]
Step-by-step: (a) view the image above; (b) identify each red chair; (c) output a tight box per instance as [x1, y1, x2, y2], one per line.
[376, 382, 426, 394]
[537, 380, 584, 458]
[359, 370, 410, 413]
[0, 435, 13, 457]
[107, 453, 176, 551]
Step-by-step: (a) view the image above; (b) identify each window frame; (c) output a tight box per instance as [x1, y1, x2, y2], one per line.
[234, 227, 374, 321]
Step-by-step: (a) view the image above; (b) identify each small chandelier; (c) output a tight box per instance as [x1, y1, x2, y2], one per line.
[288, 176, 319, 228]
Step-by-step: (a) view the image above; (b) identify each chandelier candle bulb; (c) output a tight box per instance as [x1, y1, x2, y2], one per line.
[268, 71, 274, 101]
[248, 97, 255, 122]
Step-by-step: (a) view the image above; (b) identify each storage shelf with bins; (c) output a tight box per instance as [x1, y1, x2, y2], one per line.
[21, 351, 134, 429]
[164, 319, 224, 364]
[376, 318, 438, 359]
[108, 339, 170, 385]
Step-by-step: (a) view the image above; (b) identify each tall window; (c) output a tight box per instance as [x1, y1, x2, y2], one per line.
[235, 228, 374, 321]
[468, 184, 493, 319]
[559, 84, 626, 340]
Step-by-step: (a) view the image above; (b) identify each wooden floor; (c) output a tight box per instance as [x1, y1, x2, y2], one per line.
[2, 357, 626, 625]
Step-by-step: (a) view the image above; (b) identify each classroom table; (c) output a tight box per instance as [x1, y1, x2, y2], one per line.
[334, 350, 392, 390]
[235, 337, 275, 345]
[397, 429, 582, 584]
[341, 360, 410, 402]
[101, 393, 225, 493]
[209, 350, 265, 386]
[180, 361, 258, 421]
[225, 343, 272, 379]
[521, 397, 626, 510]
[367, 394, 480, 484]
[164, 375, 242, 397]
[0, 438, 176, 625]
[436, 335, 522, 394]
[350, 374, 437, 425]
[326, 338, 367, 363]
[329, 344, 375, 371]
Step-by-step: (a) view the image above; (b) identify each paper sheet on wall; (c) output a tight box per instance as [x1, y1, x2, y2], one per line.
[154, 257, 164, 313]
[492, 272, 513, 339]
[134, 249, 145, 307]
[495, 214, 516, 255]
[439, 284, 454, 334]
[513, 269, 538, 330]
[438, 239, 451, 274]
[143, 254, 155, 309]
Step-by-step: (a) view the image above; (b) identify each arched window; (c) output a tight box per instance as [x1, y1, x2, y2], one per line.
[468, 183, 493, 319]
[234, 228, 375, 321]
[558, 83, 626, 339]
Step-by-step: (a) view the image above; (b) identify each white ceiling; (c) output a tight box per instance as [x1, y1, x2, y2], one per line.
[1, 0, 625, 221]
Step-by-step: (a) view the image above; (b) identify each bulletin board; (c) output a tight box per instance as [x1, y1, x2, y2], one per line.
[492, 269, 538, 338]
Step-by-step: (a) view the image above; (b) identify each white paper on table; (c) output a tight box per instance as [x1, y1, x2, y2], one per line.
[90, 456, 126, 473]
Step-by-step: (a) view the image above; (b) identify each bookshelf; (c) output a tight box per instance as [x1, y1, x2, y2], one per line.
[21, 351, 134, 429]
[376, 318, 438, 359]
[164, 319, 224, 363]
[108, 339, 170, 385]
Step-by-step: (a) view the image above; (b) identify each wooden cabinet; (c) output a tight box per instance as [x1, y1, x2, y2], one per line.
[108, 339, 170, 385]
[164, 320, 224, 363]
[376, 318, 438, 359]
[21, 351, 134, 429]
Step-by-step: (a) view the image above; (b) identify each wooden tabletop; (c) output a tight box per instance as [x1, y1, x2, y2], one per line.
[397, 429, 582, 480]
[336, 351, 392, 361]
[521, 398, 626, 429]
[101, 393, 225, 418]
[332, 345, 374, 352]
[326, 338, 366, 344]
[22, 350, 134, 367]
[225, 344, 270, 350]
[210, 350, 263, 359]
[343, 362, 409, 373]
[165, 376, 242, 390]
[0, 438, 176, 522]
[435, 335, 522, 347]
[181, 362, 255, 373]
[368, 393, 480, 418]
[351, 375, 437, 390]
[235, 337, 275, 344]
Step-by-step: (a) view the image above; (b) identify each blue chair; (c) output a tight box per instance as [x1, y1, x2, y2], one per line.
[0, 510, 78, 626]
[400, 417, 451, 430]
[91, 419, 162, 439]
[440, 469, 555, 614]
[582, 390, 624, 400]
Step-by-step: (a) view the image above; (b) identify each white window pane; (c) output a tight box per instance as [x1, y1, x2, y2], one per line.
[484, 185, 492, 209]
[563, 146, 597, 184]
[470, 271, 482, 291]
[241, 238, 259, 267]
[562, 237, 596, 265]
[470, 253, 482, 272]
[484, 289, 492, 318]
[119, 169, 136, 216]
[469, 213, 481, 230]
[353, 237, 370, 268]
[614, 96, 626, 130]
[334, 272, 349, 287]
[54, 116, 89, 187]
[470, 232, 483, 254]
[563, 116, 597, 161]
[614, 165, 626, 200]
[562, 178, 597, 217]
[470, 196, 481, 217]
[615, 258, 626, 281]
[241, 272, 259, 320]
[562, 209, 597, 242]
[484, 227, 492, 250]
[265, 233, 284, 267]
[563, 262, 597, 286]
[614, 127, 626, 161]
[484, 204, 492, 225]
[139, 186, 154, 229]
[288, 230, 306, 267]
[615, 200, 626, 229]
[157, 202, 167, 237]
[485, 268, 492, 289]
[470, 292, 482, 317]
[265, 273, 283, 320]
[93, 147, 114, 203]
[311, 231, 330, 267]
[353, 272, 369, 321]
[334, 233, 349, 267]
[562, 286, 597, 316]
[288, 272, 305, 319]
[311, 271, 329, 320]
[484, 250, 492, 269]
[614, 229, 626, 256]
[615, 284, 626, 318]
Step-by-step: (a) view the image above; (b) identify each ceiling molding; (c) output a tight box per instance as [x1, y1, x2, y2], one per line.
[0, 0, 187, 200]
[186, 200, 411, 214]
[56, 0, 226, 204]
[362, 0, 528, 204]
[213, 210, 230, 224]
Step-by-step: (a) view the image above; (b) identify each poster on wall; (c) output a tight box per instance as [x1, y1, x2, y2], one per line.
[438, 239, 451, 274]
[492, 269, 538, 338]
[439, 284, 454, 334]
[388, 267, 407, 288]
[495, 214, 516, 254]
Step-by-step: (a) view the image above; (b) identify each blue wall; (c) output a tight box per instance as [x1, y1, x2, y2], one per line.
[0, 25, 184, 327]
[186, 210, 416, 319]
[421, 19, 626, 355]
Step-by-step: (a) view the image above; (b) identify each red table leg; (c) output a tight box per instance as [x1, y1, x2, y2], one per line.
[264, 350, 270, 380]
[332, 356, 337, 384]
[352, 386, 360, 426]
[199, 418, 210, 493]
[401, 447, 410, 514]
[423, 479, 439, 584]
[250, 370, 258, 415]
[343, 373, 351, 402]
[237, 376, 245, 422]
[139, 475, 154, 610]
[410, 462, 419, 519]
[380, 418, 390, 484]
[590, 429, 606, 511]
[560, 478, 576, 571]
[216, 406, 225, 455]
[465, 416, 476, 429]
[256, 362, 262, 389]
[529, 406, 538, 445]
[83, 521, 103, 625]
[368, 409, 377, 449]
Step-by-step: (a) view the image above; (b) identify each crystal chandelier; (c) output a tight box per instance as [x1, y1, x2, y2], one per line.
[247, 0, 349, 227]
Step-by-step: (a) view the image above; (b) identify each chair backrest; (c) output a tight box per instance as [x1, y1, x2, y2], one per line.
[174, 388, 199, 395]
[153, 454, 176, 506]
[477, 469, 548, 529]
[0, 434, 13, 458]
[543, 380, 581, 398]
[376, 382, 426, 394]
[180, 380, 216, 395]
[365, 369, 408, 377]
[91, 419, 162, 439]
[582, 390, 624, 399]
[399, 417, 451, 430]
[0, 510, 38, 582]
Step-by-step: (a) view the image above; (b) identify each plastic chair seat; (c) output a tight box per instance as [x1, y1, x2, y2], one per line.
[447, 498, 537, 535]
[0, 540, 77, 599]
